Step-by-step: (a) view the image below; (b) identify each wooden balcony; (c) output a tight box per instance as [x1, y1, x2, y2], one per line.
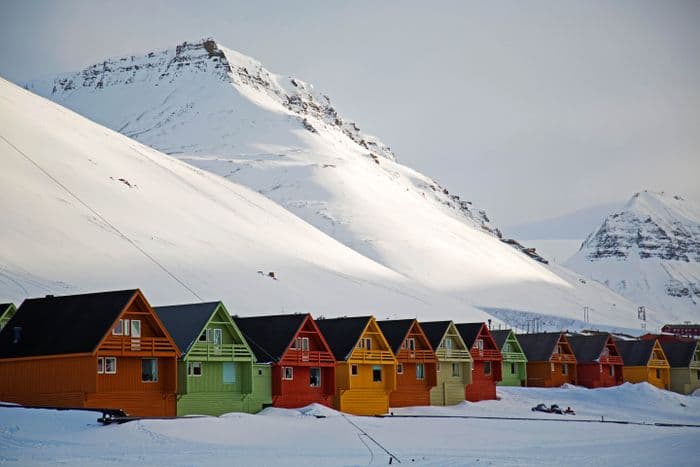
[100, 336, 174, 356]
[282, 349, 335, 366]
[470, 348, 502, 361]
[600, 355, 623, 366]
[435, 348, 471, 361]
[551, 353, 577, 364]
[396, 349, 436, 362]
[501, 351, 527, 362]
[187, 343, 251, 361]
[648, 358, 669, 368]
[350, 349, 396, 363]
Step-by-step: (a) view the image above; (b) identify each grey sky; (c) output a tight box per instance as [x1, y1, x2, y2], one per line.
[1, 0, 698, 228]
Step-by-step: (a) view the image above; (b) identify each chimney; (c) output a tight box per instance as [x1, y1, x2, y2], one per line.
[13, 326, 22, 344]
[45, 294, 54, 299]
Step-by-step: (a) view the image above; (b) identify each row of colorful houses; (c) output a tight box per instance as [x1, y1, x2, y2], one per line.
[0, 291, 698, 417]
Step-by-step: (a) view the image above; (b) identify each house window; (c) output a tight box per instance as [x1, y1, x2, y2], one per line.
[476, 339, 484, 352]
[484, 361, 492, 375]
[97, 357, 104, 374]
[112, 319, 123, 335]
[105, 357, 117, 374]
[408, 338, 416, 351]
[282, 367, 293, 380]
[365, 338, 372, 350]
[609, 366, 615, 377]
[131, 320, 141, 338]
[510, 363, 516, 374]
[655, 368, 661, 379]
[443, 338, 453, 350]
[142, 358, 158, 382]
[372, 365, 382, 382]
[301, 337, 309, 351]
[351, 364, 358, 376]
[397, 363, 404, 374]
[223, 362, 236, 384]
[310, 367, 321, 387]
[188, 361, 203, 377]
[124, 319, 130, 336]
[436, 362, 441, 372]
[452, 363, 460, 377]
[199, 331, 207, 342]
[416, 363, 425, 380]
[551, 363, 555, 372]
[503, 343, 512, 353]
[258, 368, 264, 376]
[562, 363, 568, 375]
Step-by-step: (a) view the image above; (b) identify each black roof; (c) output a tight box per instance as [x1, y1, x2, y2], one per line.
[315, 316, 371, 361]
[614, 339, 656, 366]
[154, 302, 222, 355]
[378, 319, 415, 354]
[0, 303, 15, 313]
[491, 330, 513, 349]
[661, 341, 698, 368]
[568, 334, 612, 363]
[233, 314, 308, 363]
[515, 332, 562, 361]
[420, 321, 455, 349]
[0, 290, 138, 359]
[455, 323, 485, 348]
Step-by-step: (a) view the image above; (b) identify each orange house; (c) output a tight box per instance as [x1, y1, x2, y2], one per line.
[378, 319, 437, 407]
[0, 290, 179, 416]
[516, 332, 577, 387]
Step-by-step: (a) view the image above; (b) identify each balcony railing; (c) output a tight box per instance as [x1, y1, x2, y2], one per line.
[188, 343, 251, 360]
[435, 348, 471, 361]
[470, 348, 502, 361]
[100, 336, 174, 355]
[283, 349, 335, 365]
[600, 355, 623, 366]
[551, 353, 577, 364]
[648, 358, 669, 368]
[350, 349, 395, 363]
[396, 349, 436, 362]
[501, 351, 527, 362]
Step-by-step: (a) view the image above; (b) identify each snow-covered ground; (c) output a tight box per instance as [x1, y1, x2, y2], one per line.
[1, 384, 697, 466]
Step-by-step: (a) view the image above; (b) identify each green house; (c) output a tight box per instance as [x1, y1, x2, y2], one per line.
[0, 303, 16, 332]
[155, 302, 272, 416]
[491, 330, 527, 386]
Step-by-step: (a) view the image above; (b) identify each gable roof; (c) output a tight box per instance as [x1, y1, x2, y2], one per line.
[233, 314, 309, 363]
[614, 339, 656, 366]
[661, 341, 698, 368]
[0, 303, 15, 314]
[154, 302, 223, 355]
[568, 334, 612, 363]
[491, 330, 513, 349]
[377, 319, 415, 354]
[515, 332, 562, 361]
[420, 321, 454, 350]
[315, 316, 371, 361]
[455, 323, 486, 348]
[0, 290, 139, 359]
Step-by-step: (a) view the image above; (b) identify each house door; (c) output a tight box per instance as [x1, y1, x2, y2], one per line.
[130, 319, 141, 351]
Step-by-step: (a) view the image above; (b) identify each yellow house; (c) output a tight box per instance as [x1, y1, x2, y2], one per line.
[316, 316, 396, 415]
[615, 338, 670, 390]
[420, 321, 473, 405]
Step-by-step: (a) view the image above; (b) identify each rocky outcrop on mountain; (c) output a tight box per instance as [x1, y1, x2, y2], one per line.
[567, 191, 700, 321]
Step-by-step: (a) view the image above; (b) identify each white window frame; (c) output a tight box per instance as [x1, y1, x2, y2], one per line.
[397, 363, 404, 374]
[301, 337, 309, 351]
[476, 339, 484, 352]
[408, 338, 416, 351]
[124, 319, 130, 336]
[212, 328, 223, 346]
[351, 364, 358, 376]
[282, 366, 294, 380]
[141, 358, 158, 383]
[112, 319, 123, 336]
[444, 338, 453, 350]
[416, 363, 425, 380]
[309, 367, 321, 387]
[130, 320, 141, 338]
[452, 363, 460, 377]
[105, 357, 117, 374]
[188, 361, 203, 377]
[551, 362, 555, 372]
[609, 365, 615, 377]
[97, 357, 104, 374]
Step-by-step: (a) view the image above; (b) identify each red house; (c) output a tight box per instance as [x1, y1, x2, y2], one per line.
[456, 323, 502, 401]
[234, 313, 336, 408]
[568, 334, 623, 388]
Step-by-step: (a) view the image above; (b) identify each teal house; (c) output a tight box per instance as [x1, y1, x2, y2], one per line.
[491, 329, 527, 386]
[155, 302, 272, 416]
[0, 303, 16, 331]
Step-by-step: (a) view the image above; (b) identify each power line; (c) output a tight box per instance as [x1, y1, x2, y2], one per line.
[0, 134, 203, 302]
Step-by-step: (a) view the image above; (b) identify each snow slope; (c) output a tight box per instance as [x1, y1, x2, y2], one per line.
[567, 191, 700, 323]
[0, 77, 499, 321]
[1, 384, 698, 466]
[23, 38, 653, 331]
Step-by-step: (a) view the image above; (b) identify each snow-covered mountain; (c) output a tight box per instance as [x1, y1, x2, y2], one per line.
[19, 38, 652, 331]
[567, 191, 700, 323]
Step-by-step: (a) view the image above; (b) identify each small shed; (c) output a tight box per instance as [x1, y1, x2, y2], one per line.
[491, 329, 527, 387]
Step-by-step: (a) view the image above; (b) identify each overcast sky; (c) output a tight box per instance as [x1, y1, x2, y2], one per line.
[1, 0, 698, 228]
